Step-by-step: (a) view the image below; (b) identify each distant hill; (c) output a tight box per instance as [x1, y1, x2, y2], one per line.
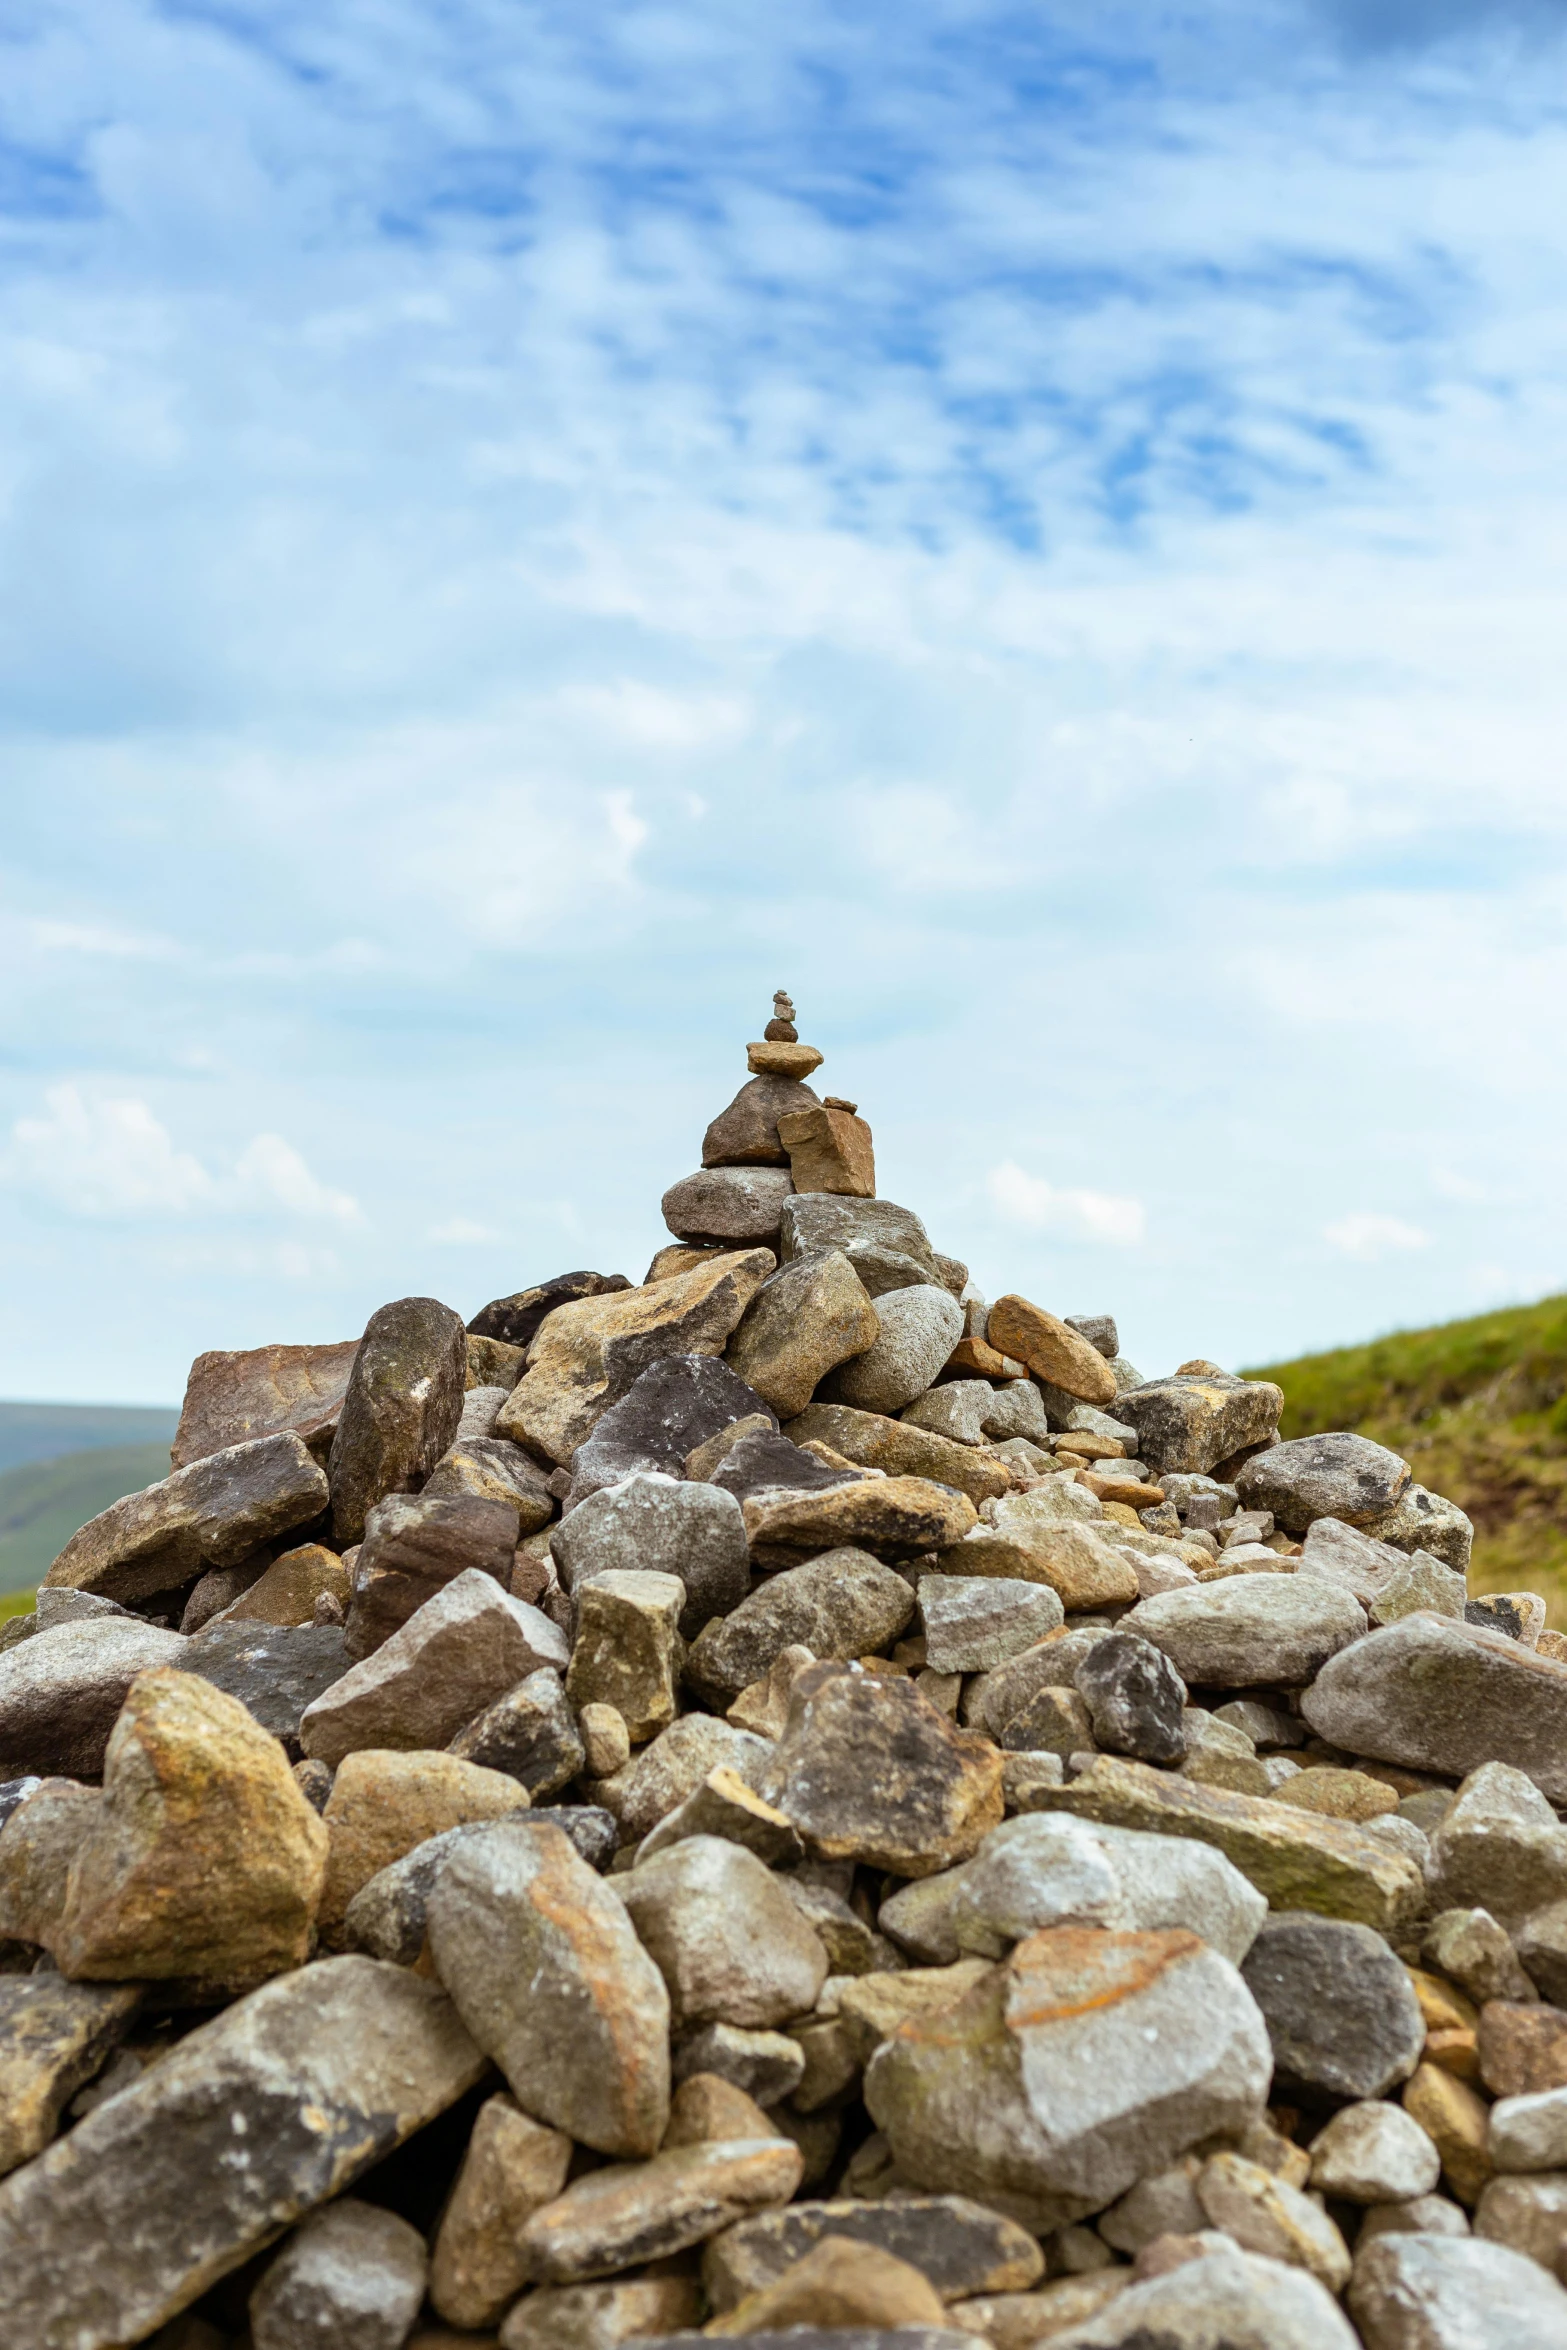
[0, 1400, 179, 1477]
[1249, 1292, 1567, 1625]
[0, 1401, 179, 1601]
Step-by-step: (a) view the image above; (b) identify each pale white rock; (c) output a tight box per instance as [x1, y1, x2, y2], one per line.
[981, 1383, 1050, 1445]
[1473, 2173, 1567, 2276]
[1425, 1762, 1567, 1932]
[616, 1836, 828, 2030]
[1297, 1515, 1410, 1606]
[251, 2198, 427, 2350]
[1357, 2196, 1471, 2245]
[918, 1576, 1064, 1674]
[1489, 2086, 1567, 2174]
[1125, 1576, 1367, 1689]
[1022, 2237, 1358, 2348]
[1117, 1547, 1199, 1597]
[903, 1383, 993, 1447]
[1349, 2233, 1567, 2349]
[1308, 2102, 1441, 2204]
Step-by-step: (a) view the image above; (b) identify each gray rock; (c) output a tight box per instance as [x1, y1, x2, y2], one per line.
[0, 1956, 484, 2350]
[902, 1383, 992, 1446]
[515, 2136, 804, 2283]
[671, 2022, 805, 2104]
[469, 1273, 633, 1350]
[426, 1818, 671, 2155]
[0, 1975, 142, 2179]
[1074, 1631, 1187, 1764]
[1065, 1317, 1119, 1360]
[1213, 1699, 1306, 1750]
[1125, 1576, 1367, 1689]
[1423, 1906, 1538, 2006]
[1110, 1375, 1283, 1478]
[1039, 2238, 1358, 2346]
[1426, 1764, 1567, 1931]
[328, 1296, 468, 1547]
[1473, 2171, 1567, 2275]
[345, 1490, 520, 1659]
[1348, 2233, 1567, 2349]
[1517, 1902, 1567, 2005]
[702, 2195, 1044, 2308]
[1372, 1553, 1469, 1626]
[979, 1382, 1050, 1445]
[708, 1429, 858, 1503]
[1300, 1615, 1567, 1802]
[43, 1430, 329, 1607]
[704, 1074, 822, 1167]
[822, 1287, 965, 1416]
[450, 1668, 586, 1797]
[0, 1618, 186, 1779]
[1357, 2196, 1472, 2244]
[778, 1195, 941, 1281]
[1097, 2156, 1205, 2252]
[567, 1355, 777, 1502]
[917, 1578, 1064, 1674]
[1358, 1482, 1475, 1572]
[1235, 1433, 1411, 1535]
[299, 1569, 568, 1766]
[552, 1473, 748, 1636]
[611, 1716, 774, 1844]
[250, 2197, 427, 2350]
[1240, 1913, 1424, 2099]
[686, 1547, 915, 1702]
[618, 1836, 829, 2029]
[962, 1630, 1110, 1738]
[1296, 1515, 1410, 1605]
[32, 1590, 131, 1632]
[180, 1618, 350, 1754]
[662, 1166, 795, 1246]
[497, 2278, 704, 2350]
[1488, 2086, 1567, 2173]
[343, 1811, 614, 1966]
[1308, 2102, 1441, 2203]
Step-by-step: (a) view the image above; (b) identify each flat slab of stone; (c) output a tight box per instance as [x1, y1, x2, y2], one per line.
[173, 1341, 359, 1470]
[43, 1432, 329, 1606]
[785, 1405, 1009, 1506]
[742, 1477, 976, 1568]
[567, 1355, 777, 1502]
[1300, 1614, 1567, 1802]
[702, 2195, 1044, 2309]
[517, 2137, 804, 2282]
[778, 1196, 941, 1281]
[1124, 1575, 1367, 1688]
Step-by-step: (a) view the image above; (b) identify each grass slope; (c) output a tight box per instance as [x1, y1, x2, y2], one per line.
[0, 1443, 173, 1597]
[1248, 1293, 1567, 1625]
[0, 1401, 178, 1477]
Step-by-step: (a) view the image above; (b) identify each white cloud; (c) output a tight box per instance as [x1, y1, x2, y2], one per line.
[233, 1134, 362, 1225]
[987, 1161, 1146, 1246]
[1323, 1213, 1432, 1261]
[2, 1089, 361, 1228]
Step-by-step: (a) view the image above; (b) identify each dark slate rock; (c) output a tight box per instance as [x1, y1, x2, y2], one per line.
[328, 1297, 468, 1547]
[468, 1272, 632, 1349]
[1240, 1911, 1425, 2099]
[568, 1355, 778, 1502]
[778, 1196, 940, 1281]
[448, 1667, 585, 1798]
[704, 2193, 1043, 2304]
[708, 1430, 857, 1505]
[1065, 1315, 1119, 1359]
[180, 1620, 352, 1757]
[1074, 1631, 1187, 1765]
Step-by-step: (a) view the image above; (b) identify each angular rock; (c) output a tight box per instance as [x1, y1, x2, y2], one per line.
[664, 2071, 782, 2146]
[705, 2196, 1043, 2311]
[1487, 2085, 1567, 2173]
[467, 1331, 528, 1387]
[710, 1428, 859, 1504]
[427, 1817, 671, 2154]
[301, 1570, 567, 1766]
[172, 1339, 361, 1470]
[0, 1777, 97, 1947]
[1241, 1913, 1425, 2099]
[985, 1300, 1117, 1408]
[45, 1431, 330, 1607]
[470, 1273, 633, 1350]
[918, 1578, 1064, 1674]
[672, 2023, 805, 2104]
[1125, 1576, 1366, 1690]
[517, 2137, 804, 2282]
[1518, 1902, 1567, 2005]
[1196, 2150, 1350, 2292]
[565, 1569, 685, 1742]
[1111, 1375, 1284, 1479]
[450, 1666, 585, 1796]
[422, 1434, 556, 1531]
[962, 1630, 1112, 1740]
[1348, 2234, 1567, 2350]
[0, 1618, 186, 1779]
[1301, 1615, 1567, 1803]
[1472, 2171, 1567, 2278]
[180, 1618, 351, 1753]
[1308, 2102, 1441, 2203]
[1273, 1764, 1399, 1824]
[688, 1548, 916, 1702]
[318, 1748, 530, 1941]
[1404, 2063, 1494, 2205]
[942, 1507, 1139, 1612]
[250, 2196, 427, 2350]
[552, 1473, 749, 1637]
[1074, 1632, 1186, 1764]
[777, 1103, 876, 1198]
[612, 1716, 773, 1844]
[904, 1383, 998, 1447]
[345, 1491, 519, 1659]
[1427, 1763, 1567, 1931]
[785, 1404, 1010, 1506]
[822, 1287, 965, 1416]
[663, 1168, 796, 1247]
[0, 1956, 485, 2350]
[221, 1542, 352, 1628]
[865, 1924, 1271, 2230]
[328, 1296, 468, 1547]
[569, 1355, 778, 1500]
[1424, 1908, 1537, 2006]
[498, 2277, 702, 2350]
[743, 1476, 977, 1570]
[685, 1413, 777, 1482]
[430, 2092, 574, 2329]
[502, 1254, 775, 1466]
[705, 1074, 823, 1168]
[619, 1837, 829, 2028]
[1046, 2239, 1358, 2346]
[759, 1665, 1003, 1877]
[1235, 1433, 1411, 1535]
[778, 1195, 941, 1282]
[1295, 1515, 1410, 1606]
[1029, 1756, 1424, 1933]
[0, 1975, 141, 2178]
[1372, 1553, 1469, 1626]
[726, 1252, 880, 1419]
[637, 1766, 801, 1868]
[996, 1684, 1093, 1758]
[1359, 1482, 1475, 1573]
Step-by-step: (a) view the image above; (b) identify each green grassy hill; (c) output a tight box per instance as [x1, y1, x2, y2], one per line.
[0, 1443, 175, 1597]
[1248, 1292, 1567, 1625]
[0, 1401, 178, 1477]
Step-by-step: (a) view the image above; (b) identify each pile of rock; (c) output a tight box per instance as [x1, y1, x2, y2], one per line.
[2, 1003, 1567, 2350]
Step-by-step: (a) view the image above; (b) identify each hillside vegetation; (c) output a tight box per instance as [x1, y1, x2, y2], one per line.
[1249, 1292, 1567, 1624]
[0, 1443, 174, 1597]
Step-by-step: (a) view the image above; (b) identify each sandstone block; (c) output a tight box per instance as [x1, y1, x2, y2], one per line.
[345, 1491, 520, 1659]
[726, 1252, 880, 1419]
[776, 1104, 876, 1198]
[985, 1299, 1117, 1406]
[430, 2093, 574, 2329]
[565, 1569, 685, 1742]
[785, 1404, 1009, 1505]
[317, 1748, 530, 1942]
[1111, 1375, 1284, 1479]
[742, 1476, 976, 1570]
[45, 1431, 329, 1607]
[173, 1340, 360, 1469]
[517, 2138, 804, 2282]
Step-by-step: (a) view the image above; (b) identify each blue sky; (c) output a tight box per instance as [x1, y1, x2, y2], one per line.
[4, 0, 1567, 1405]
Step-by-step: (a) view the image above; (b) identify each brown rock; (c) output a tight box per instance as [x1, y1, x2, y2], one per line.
[43, 1433, 330, 1607]
[430, 2093, 573, 2329]
[748, 1042, 824, 1079]
[725, 1252, 880, 1420]
[618, 1838, 829, 2029]
[663, 2073, 782, 2149]
[0, 1778, 97, 1947]
[986, 1300, 1117, 1407]
[776, 1105, 875, 1199]
[742, 1476, 977, 1569]
[329, 1296, 469, 1547]
[785, 1403, 1010, 1506]
[345, 1492, 520, 1660]
[579, 1702, 631, 1778]
[500, 1253, 776, 1466]
[173, 1340, 360, 1469]
[317, 1749, 530, 1943]
[517, 2138, 805, 2282]
[221, 1543, 351, 1627]
[703, 2191, 1044, 2308]
[704, 1076, 823, 1168]
[1477, 2000, 1567, 2098]
[0, 1975, 142, 2178]
[49, 1668, 328, 1988]
[498, 2278, 701, 2350]
[1271, 1767, 1401, 1824]
[706, 2234, 946, 2334]
[647, 1245, 728, 1284]
[423, 1436, 555, 1533]
[942, 1508, 1139, 1611]
[760, 1664, 1003, 1877]
[946, 1337, 1028, 1381]
[466, 1332, 527, 1389]
[565, 1570, 685, 1743]
[1403, 2061, 1494, 2204]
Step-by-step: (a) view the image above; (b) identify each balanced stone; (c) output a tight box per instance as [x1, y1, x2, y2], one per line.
[704, 1075, 822, 1168]
[662, 1167, 795, 1247]
[776, 1102, 876, 1198]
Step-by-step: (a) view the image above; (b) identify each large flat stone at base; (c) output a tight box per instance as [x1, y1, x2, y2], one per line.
[0, 1956, 486, 2350]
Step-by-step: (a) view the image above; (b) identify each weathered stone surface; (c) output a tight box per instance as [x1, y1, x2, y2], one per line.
[430, 2092, 573, 2329]
[173, 1340, 360, 1469]
[221, 1543, 351, 1627]
[704, 1074, 823, 1168]
[517, 2137, 804, 2282]
[686, 1413, 777, 1482]
[302, 1570, 566, 1765]
[0, 1975, 141, 2178]
[329, 1297, 468, 1547]
[619, 1837, 828, 2028]
[423, 1434, 556, 1531]
[427, 1817, 671, 2155]
[1518, 1902, 1567, 2005]
[1235, 1433, 1411, 1535]
[822, 1287, 965, 1415]
[1301, 1615, 1567, 1803]
[778, 1195, 940, 1281]
[759, 1665, 1003, 1877]
[1356, 2195, 1473, 2246]
[743, 1476, 976, 1569]
[708, 2234, 947, 2335]
[994, 1684, 1093, 1759]
[1296, 1515, 1411, 1605]
[1426, 1764, 1567, 1931]
[318, 1748, 530, 1942]
[46, 1667, 326, 1987]
[467, 1332, 528, 1387]
[1028, 1757, 1424, 1932]
[1196, 2150, 1350, 2292]
[665, 2070, 782, 2145]
[941, 1506, 1139, 1612]
[450, 1667, 585, 1796]
[902, 1381, 993, 1446]
[776, 1104, 876, 1199]
[726, 1252, 880, 1419]
[565, 1569, 685, 1742]
[705, 2196, 1043, 2310]
[1241, 1914, 1425, 2099]
[1477, 1999, 1567, 2098]
[1307, 2101, 1441, 2203]
[962, 1630, 1110, 1740]
[45, 1432, 329, 1607]
[1131, 1575, 1365, 1688]
[1074, 1631, 1186, 1764]
[0, 1619, 187, 1778]
[250, 2196, 428, 2350]
[470, 1273, 634, 1350]
[1359, 1482, 1475, 1573]
[672, 2023, 805, 2104]
[569, 1355, 777, 1500]
[866, 1925, 1270, 2231]
[498, 2277, 702, 2350]
[0, 1956, 485, 2350]
[1111, 1375, 1284, 1479]
[345, 1491, 519, 1659]
[985, 1300, 1117, 1408]
[1043, 2239, 1357, 2347]
[785, 1404, 1010, 1506]
[180, 1618, 351, 1753]
[502, 1254, 775, 1466]
[1373, 1553, 1469, 1626]
[552, 1473, 749, 1637]
[1273, 1764, 1399, 1824]
[0, 1776, 96, 1947]
[1348, 2234, 1567, 2349]
[711, 1428, 859, 1504]
[637, 1766, 801, 1868]
[1489, 2085, 1567, 2172]
[918, 1578, 1064, 1674]
[663, 1168, 796, 1247]
[1472, 2171, 1567, 2281]
[612, 1716, 773, 1844]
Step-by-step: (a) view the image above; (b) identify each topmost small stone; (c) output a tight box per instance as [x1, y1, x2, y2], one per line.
[764, 990, 798, 1043]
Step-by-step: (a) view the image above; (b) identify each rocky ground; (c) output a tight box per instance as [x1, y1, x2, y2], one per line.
[1, 998, 1566, 2350]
